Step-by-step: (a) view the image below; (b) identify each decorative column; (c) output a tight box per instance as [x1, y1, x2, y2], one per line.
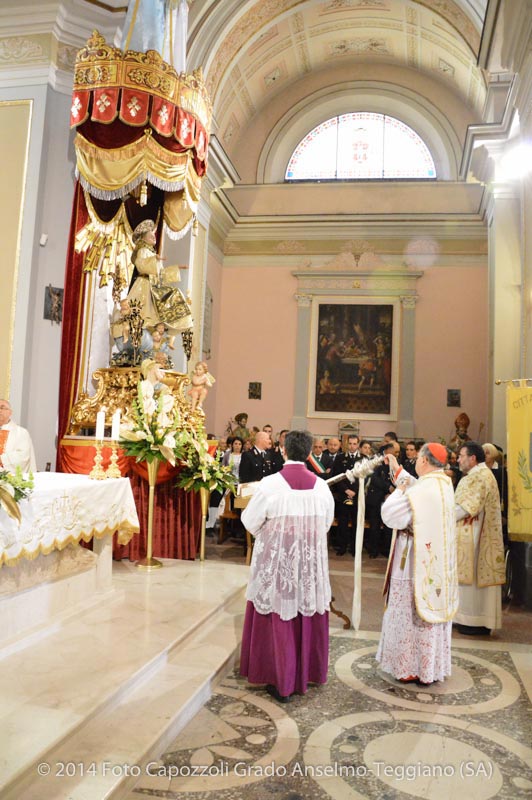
[398, 295, 418, 438]
[485, 183, 522, 445]
[291, 293, 313, 429]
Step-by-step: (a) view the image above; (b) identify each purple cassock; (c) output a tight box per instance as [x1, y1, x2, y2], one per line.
[239, 461, 335, 698]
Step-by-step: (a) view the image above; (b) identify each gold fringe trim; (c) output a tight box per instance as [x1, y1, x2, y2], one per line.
[75, 130, 192, 167]
[0, 521, 140, 568]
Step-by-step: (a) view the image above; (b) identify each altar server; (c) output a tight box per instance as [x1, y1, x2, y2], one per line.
[240, 430, 334, 703]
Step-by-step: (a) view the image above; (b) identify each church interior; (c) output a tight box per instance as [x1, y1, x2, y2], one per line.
[1, 0, 532, 798]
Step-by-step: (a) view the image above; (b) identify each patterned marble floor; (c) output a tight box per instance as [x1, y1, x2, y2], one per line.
[129, 632, 532, 799]
[127, 541, 532, 800]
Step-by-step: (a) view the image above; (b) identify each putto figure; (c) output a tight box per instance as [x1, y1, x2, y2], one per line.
[188, 361, 215, 411]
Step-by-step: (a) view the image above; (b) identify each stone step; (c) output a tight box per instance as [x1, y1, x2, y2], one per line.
[0, 560, 248, 800]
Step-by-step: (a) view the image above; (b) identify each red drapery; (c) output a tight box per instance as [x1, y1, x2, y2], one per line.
[56, 183, 89, 469]
[113, 474, 201, 561]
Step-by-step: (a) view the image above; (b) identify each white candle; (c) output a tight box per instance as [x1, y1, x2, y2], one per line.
[111, 409, 121, 441]
[95, 409, 105, 441]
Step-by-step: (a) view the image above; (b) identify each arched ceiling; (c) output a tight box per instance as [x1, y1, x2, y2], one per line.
[0, 0, 489, 169]
[187, 0, 488, 148]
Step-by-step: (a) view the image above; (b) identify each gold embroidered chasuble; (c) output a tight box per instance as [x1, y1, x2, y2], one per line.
[407, 471, 458, 624]
[455, 463, 505, 588]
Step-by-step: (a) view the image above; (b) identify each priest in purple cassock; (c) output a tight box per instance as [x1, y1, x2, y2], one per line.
[239, 430, 335, 703]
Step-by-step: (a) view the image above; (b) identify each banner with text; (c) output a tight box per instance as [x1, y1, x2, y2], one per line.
[507, 384, 532, 541]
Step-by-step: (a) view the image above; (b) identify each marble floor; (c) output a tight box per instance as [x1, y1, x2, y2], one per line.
[3, 532, 531, 800]
[126, 537, 532, 800]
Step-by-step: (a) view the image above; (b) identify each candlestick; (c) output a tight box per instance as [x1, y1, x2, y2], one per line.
[106, 441, 122, 479]
[95, 409, 105, 441]
[111, 409, 121, 441]
[89, 441, 107, 480]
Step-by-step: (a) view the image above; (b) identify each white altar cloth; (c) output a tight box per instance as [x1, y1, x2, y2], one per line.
[0, 472, 139, 567]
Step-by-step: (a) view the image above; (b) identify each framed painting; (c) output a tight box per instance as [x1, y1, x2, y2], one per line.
[308, 299, 399, 420]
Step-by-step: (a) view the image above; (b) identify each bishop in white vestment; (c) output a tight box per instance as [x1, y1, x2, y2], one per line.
[376, 443, 458, 685]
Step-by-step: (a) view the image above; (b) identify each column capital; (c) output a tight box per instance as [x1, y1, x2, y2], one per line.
[400, 295, 418, 309]
[295, 293, 312, 308]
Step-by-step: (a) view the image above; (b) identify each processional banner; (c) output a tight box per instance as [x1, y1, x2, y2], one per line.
[507, 383, 532, 541]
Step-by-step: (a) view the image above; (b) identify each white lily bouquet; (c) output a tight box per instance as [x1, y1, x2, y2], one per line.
[119, 379, 191, 466]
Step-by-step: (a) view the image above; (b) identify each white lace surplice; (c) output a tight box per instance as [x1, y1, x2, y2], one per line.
[243, 473, 334, 621]
[376, 531, 452, 683]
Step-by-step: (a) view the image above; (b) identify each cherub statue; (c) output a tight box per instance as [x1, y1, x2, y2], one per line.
[150, 322, 174, 369]
[188, 361, 215, 411]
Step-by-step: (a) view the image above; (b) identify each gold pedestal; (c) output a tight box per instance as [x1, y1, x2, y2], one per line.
[136, 459, 163, 571]
[199, 486, 210, 562]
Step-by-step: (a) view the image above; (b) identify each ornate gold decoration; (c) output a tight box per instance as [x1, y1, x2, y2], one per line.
[0, 486, 21, 524]
[199, 486, 210, 562]
[106, 442, 122, 478]
[74, 195, 133, 288]
[74, 129, 192, 197]
[89, 441, 107, 480]
[68, 367, 192, 435]
[136, 459, 163, 571]
[181, 329, 193, 361]
[73, 31, 212, 131]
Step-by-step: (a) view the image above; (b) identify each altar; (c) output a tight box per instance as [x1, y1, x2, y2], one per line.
[0, 472, 139, 647]
[0, 472, 139, 567]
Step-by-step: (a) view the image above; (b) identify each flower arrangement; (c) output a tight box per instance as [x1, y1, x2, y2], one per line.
[118, 376, 236, 498]
[177, 437, 237, 495]
[0, 467, 34, 523]
[119, 378, 191, 465]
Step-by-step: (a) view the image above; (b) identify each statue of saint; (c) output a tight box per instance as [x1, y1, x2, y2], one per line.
[232, 412, 250, 440]
[449, 412, 472, 452]
[127, 219, 193, 340]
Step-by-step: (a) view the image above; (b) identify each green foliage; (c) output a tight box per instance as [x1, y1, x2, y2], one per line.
[0, 466, 34, 503]
[177, 438, 237, 494]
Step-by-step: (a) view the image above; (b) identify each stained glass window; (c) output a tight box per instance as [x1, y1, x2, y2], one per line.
[285, 112, 436, 180]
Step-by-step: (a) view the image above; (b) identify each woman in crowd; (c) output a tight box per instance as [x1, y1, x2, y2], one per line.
[223, 436, 244, 479]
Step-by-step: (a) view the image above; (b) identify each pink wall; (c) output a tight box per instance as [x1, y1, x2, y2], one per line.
[212, 266, 298, 439]
[413, 266, 488, 443]
[209, 262, 489, 445]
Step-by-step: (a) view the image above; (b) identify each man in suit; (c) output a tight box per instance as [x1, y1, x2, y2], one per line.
[330, 436, 363, 555]
[322, 436, 341, 475]
[239, 431, 282, 483]
[306, 438, 328, 477]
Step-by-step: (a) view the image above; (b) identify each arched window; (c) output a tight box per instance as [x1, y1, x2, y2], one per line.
[285, 112, 436, 181]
